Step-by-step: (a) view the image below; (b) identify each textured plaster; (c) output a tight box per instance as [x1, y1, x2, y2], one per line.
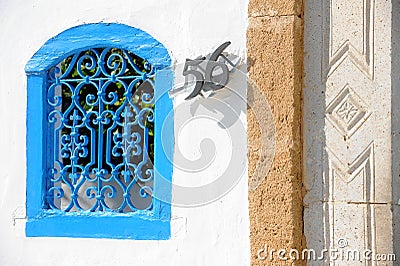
[247, 6, 305, 265]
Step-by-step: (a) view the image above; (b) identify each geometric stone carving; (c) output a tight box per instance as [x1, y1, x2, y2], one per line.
[326, 85, 371, 138]
[324, 143, 376, 263]
[305, 0, 393, 262]
[323, 0, 374, 79]
[324, 142, 374, 203]
[325, 203, 376, 264]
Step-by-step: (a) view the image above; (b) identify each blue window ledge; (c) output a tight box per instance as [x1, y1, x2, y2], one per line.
[25, 23, 174, 239]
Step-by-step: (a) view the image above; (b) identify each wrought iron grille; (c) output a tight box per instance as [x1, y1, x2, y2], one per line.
[46, 47, 155, 213]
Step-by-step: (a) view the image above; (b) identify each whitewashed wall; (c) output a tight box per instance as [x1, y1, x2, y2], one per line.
[0, 0, 250, 265]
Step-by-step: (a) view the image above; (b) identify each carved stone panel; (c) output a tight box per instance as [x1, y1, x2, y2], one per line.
[326, 85, 371, 139]
[304, 0, 393, 264]
[322, 0, 374, 79]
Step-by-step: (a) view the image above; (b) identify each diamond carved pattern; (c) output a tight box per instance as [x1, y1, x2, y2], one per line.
[326, 85, 371, 138]
[336, 100, 359, 123]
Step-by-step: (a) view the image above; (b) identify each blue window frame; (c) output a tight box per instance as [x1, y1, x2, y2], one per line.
[25, 23, 174, 239]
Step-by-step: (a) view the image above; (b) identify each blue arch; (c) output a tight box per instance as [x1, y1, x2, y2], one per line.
[25, 23, 174, 239]
[25, 23, 171, 74]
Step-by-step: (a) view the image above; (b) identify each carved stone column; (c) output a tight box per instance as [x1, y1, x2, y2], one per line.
[304, 0, 394, 264]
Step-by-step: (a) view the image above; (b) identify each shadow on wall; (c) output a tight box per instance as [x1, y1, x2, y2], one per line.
[303, 0, 328, 259]
[168, 63, 248, 207]
[392, 0, 400, 259]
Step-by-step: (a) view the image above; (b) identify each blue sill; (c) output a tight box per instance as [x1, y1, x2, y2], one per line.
[26, 212, 170, 239]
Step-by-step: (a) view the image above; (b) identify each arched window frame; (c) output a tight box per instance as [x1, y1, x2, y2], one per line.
[25, 23, 174, 239]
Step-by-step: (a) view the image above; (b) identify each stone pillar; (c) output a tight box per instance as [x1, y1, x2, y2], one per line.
[304, 0, 394, 265]
[247, 0, 305, 264]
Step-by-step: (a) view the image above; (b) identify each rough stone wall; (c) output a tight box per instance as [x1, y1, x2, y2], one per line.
[247, 0, 305, 264]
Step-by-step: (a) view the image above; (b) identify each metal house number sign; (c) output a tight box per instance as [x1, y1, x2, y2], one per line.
[169, 41, 240, 99]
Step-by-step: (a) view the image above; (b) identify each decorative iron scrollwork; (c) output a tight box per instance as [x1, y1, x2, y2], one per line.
[46, 47, 155, 212]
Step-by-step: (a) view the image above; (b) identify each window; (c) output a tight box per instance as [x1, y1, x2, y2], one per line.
[25, 23, 173, 239]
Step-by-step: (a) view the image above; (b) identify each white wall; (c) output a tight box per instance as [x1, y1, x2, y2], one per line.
[0, 0, 250, 265]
